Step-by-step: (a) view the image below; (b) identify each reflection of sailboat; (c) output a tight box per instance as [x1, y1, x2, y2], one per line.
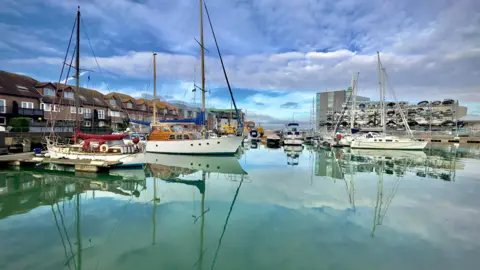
[284, 145, 303, 166]
[145, 153, 246, 175]
[371, 158, 409, 237]
[351, 149, 427, 160]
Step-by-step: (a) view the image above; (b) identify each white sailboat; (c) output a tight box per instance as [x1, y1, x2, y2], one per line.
[350, 52, 427, 150]
[144, 1, 243, 155]
[46, 7, 145, 167]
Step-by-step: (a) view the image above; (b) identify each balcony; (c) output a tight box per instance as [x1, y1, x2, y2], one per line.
[17, 108, 44, 117]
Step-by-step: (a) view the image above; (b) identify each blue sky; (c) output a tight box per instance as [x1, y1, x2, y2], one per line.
[1, 0, 479, 127]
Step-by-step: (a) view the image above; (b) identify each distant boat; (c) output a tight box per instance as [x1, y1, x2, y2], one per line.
[283, 122, 303, 145]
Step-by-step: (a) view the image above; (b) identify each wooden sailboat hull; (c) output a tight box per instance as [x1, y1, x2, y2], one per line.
[145, 136, 243, 155]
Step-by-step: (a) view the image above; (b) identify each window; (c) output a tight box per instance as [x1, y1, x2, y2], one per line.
[183, 134, 189, 139]
[99, 121, 105, 127]
[98, 110, 105, 119]
[21, 102, 34, 109]
[327, 92, 334, 108]
[84, 121, 91, 127]
[40, 103, 51, 112]
[168, 135, 175, 140]
[77, 107, 83, 114]
[71, 106, 76, 114]
[44, 88, 55, 96]
[64, 92, 74, 99]
[109, 99, 116, 106]
[141, 104, 146, 111]
[79, 95, 87, 102]
[16, 85, 28, 91]
[53, 105, 60, 112]
[127, 102, 133, 109]
[84, 108, 91, 118]
[94, 97, 102, 104]
[0, 117, 5, 125]
[0, 99, 5, 113]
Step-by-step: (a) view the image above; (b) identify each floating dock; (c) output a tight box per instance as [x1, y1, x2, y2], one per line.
[0, 152, 122, 172]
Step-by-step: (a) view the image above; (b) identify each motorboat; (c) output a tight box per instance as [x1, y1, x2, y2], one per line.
[283, 122, 303, 145]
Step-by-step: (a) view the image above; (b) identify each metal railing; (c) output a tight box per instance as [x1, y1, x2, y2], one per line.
[18, 108, 44, 116]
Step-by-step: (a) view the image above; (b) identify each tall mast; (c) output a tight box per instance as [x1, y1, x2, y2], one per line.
[200, 0, 206, 134]
[153, 53, 157, 125]
[75, 6, 80, 143]
[349, 73, 356, 131]
[377, 52, 385, 135]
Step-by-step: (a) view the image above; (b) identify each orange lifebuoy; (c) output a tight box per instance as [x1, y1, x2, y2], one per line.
[100, 144, 109, 153]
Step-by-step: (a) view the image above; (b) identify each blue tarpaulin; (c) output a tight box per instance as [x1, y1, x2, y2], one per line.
[129, 112, 205, 126]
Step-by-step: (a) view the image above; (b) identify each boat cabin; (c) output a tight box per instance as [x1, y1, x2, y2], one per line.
[148, 123, 197, 141]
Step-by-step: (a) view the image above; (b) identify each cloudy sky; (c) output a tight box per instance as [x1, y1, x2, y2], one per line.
[0, 0, 479, 127]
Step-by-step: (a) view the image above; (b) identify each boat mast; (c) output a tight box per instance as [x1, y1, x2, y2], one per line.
[349, 73, 356, 132]
[377, 52, 386, 135]
[75, 6, 80, 143]
[153, 53, 157, 125]
[200, 0, 206, 135]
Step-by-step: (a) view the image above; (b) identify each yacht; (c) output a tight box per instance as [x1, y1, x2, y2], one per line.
[350, 52, 427, 151]
[283, 122, 303, 145]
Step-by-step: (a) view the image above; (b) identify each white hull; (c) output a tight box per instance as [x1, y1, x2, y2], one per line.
[47, 145, 145, 167]
[350, 139, 427, 150]
[284, 139, 303, 145]
[145, 153, 246, 174]
[145, 136, 243, 155]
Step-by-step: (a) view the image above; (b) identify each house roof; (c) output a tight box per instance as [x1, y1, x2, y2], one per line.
[0, 70, 42, 98]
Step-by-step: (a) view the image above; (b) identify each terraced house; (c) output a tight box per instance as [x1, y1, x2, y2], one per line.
[0, 70, 179, 132]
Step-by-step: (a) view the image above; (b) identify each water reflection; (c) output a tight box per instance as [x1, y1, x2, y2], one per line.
[0, 145, 479, 269]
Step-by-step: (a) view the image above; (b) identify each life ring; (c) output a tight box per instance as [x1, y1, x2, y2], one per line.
[100, 144, 109, 153]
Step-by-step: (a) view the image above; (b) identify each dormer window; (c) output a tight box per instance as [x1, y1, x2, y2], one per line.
[141, 104, 146, 111]
[16, 85, 28, 91]
[64, 92, 74, 99]
[127, 102, 133, 109]
[44, 88, 55, 96]
[109, 99, 116, 106]
[79, 95, 87, 102]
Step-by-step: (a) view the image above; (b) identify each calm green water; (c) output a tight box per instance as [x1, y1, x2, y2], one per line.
[1, 144, 480, 270]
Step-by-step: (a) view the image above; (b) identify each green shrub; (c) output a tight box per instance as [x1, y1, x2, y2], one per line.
[8, 117, 31, 132]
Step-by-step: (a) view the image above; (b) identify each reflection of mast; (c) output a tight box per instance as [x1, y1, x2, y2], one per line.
[75, 193, 82, 270]
[371, 158, 406, 237]
[210, 175, 245, 270]
[152, 179, 160, 246]
[198, 171, 206, 270]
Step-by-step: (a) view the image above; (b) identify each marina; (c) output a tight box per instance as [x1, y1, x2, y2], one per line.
[1, 143, 479, 269]
[0, 0, 479, 269]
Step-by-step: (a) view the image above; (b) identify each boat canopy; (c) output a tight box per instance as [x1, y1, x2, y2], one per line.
[442, 99, 454, 105]
[287, 123, 299, 126]
[130, 112, 205, 126]
[418, 100, 429, 105]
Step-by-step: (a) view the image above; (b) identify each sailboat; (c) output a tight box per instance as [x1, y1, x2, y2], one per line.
[350, 53, 427, 150]
[145, 1, 243, 155]
[45, 7, 145, 166]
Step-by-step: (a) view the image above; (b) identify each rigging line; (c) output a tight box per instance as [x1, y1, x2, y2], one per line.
[204, 1, 243, 129]
[51, 205, 73, 270]
[210, 176, 245, 270]
[80, 17, 111, 93]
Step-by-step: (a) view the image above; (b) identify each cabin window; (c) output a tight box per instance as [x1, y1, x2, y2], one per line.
[163, 127, 170, 132]
[183, 135, 189, 139]
[176, 135, 183, 140]
[386, 139, 393, 142]
[168, 135, 175, 140]
[374, 139, 377, 142]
